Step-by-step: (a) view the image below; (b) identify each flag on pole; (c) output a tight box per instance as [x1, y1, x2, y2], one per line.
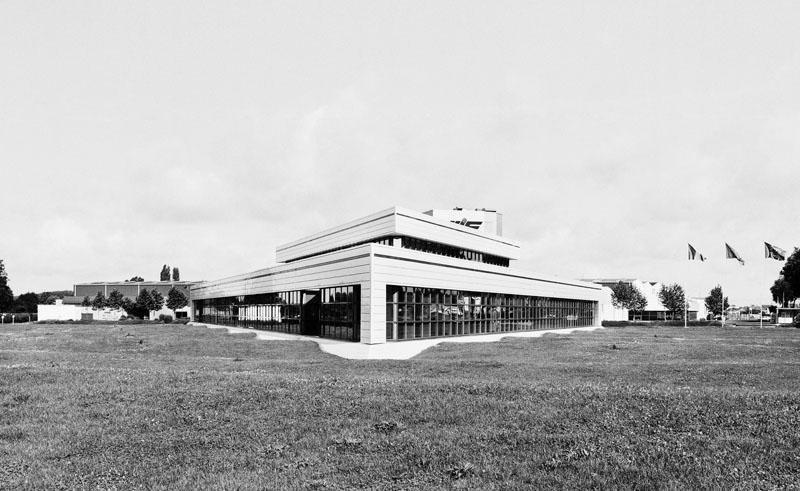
[764, 242, 786, 261]
[725, 243, 745, 265]
[688, 243, 706, 261]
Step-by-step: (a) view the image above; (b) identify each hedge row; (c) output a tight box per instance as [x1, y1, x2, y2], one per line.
[35, 318, 192, 325]
[0, 313, 36, 323]
[602, 320, 721, 327]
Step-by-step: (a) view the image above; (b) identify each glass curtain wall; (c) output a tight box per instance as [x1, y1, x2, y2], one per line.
[319, 285, 360, 341]
[399, 237, 510, 267]
[628, 310, 698, 321]
[195, 291, 302, 334]
[386, 285, 596, 341]
[194, 286, 361, 341]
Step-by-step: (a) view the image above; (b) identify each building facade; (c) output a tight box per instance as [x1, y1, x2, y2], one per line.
[72, 280, 195, 319]
[74, 281, 194, 302]
[190, 207, 603, 344]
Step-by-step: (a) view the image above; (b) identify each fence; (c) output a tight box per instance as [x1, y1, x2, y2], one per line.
[0, 312, 38, 324]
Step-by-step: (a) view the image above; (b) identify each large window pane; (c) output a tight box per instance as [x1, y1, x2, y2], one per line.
[385, 285, 595, 342]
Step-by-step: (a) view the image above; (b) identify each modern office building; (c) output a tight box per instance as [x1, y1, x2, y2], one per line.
[190, 207, 603, 344]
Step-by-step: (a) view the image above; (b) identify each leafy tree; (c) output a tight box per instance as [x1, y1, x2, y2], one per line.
[166, 287, 188, 311]
[91, 292, 107, 309]
[610, 281, 648, 318]
[81, 296, 91, 307]
[658, 283, 687, 320]
[770, 276, 794, 307]
[160, 265, 170, 282]
[778, 248, 800, 304]
[125, 291, 150, 319]
[107, 289, 126, 310]
[127, 276, 144, 282]
[14, 292, 40, 313]
[172, 267, 180, 281]
[121, 297, 135, 316]
[151, 289, 165, 311]
[135, 289, 156, 317]
[0, 260, 14, 313]
[705, 285, 729, 317]
[37, 290, 72, 305]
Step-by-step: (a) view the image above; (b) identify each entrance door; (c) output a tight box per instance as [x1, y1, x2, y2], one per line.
[301, 290, 320, 336]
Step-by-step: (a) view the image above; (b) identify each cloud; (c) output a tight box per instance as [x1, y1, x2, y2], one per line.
[37, 218, 91, 250]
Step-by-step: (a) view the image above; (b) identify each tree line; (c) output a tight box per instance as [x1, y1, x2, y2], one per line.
[0, 257, 189, 315]
[0, 261, 71, 314]
[770, 248, 800, 306]
[610, 281, 729, 320]
[127, 264, 181, 283]
[81, 287, 188, 319]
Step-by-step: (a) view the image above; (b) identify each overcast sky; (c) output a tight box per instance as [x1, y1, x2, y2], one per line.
[2, 1, 798, 305]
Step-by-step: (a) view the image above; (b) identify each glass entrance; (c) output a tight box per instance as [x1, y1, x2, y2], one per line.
[300, 291, 321, 336]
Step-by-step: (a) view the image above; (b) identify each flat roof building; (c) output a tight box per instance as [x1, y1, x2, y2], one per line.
[190, 206, 603, 344]
[74, 281, 194, 302]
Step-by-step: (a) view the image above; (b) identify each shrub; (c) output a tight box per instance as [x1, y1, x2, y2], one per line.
[37, 319, 94, 324]
[159, 314, 173, 324]
[173, 318, 190, 325]
[116, 318, 161, 325]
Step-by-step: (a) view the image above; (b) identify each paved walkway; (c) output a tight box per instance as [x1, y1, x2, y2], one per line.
[191, 322, 604, 360]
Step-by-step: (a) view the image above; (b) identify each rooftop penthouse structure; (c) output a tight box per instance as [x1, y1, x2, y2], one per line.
[190, 207, 602, 344]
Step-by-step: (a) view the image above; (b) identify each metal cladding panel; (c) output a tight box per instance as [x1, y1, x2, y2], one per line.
[369, 245, 602, 302]
[74, 282, 193, 301]
[275, 206, 521, 263]
[275, 208, 397, 263]
[75, 284, 111, 299]
[108, 284, 140, 299]
[190, 246, 373, 301]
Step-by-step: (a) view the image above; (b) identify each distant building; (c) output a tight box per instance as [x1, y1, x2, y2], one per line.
[73, 281, 194, 302]
[586, 278, 705, 321]
[72, 280, 195, 319]
[38, 298, 124, 322]
[777, 306, 800, 325]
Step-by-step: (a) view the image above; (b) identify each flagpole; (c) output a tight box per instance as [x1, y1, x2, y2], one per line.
[721, 245, 725, 328]
[761, 246, 765, 329]
[685, 246, 688, 328]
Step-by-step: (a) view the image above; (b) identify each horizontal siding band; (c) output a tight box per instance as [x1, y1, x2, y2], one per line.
[192, 253, 372, 294]
[373, 254, 600, 292]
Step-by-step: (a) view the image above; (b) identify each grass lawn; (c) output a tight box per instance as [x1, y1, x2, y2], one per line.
[1, 323, 799, 489]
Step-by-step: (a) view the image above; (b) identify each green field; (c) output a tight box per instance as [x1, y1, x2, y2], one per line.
[2, 323, 799, 489]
